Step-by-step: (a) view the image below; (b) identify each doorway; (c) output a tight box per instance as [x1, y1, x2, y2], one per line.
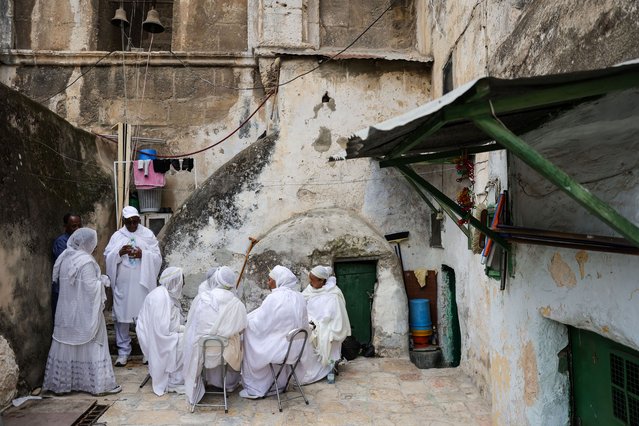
[334, 261, 377, 345]
[441, 265, 461, 367]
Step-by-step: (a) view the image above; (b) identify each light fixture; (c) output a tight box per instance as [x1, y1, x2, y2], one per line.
[142, 6, 165, 33]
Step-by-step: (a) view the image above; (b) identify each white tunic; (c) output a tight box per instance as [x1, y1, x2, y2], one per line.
[298, 278, 351, 384]
[136, 285, 185, 396]
[241, 287, 308, 396]
[183, 289, 247, 405]
[104, 225, 162, 323]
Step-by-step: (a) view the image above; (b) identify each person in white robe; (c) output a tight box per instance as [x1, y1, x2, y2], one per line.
[43, 228, 121, 396]
[298, 265, 351, 384]
[136, 266, 186, 396]
[196, 266, 218, 295]
[240, 265, 308, 399]
[183, 266, 248, 405]
[104, 206, 162, 366]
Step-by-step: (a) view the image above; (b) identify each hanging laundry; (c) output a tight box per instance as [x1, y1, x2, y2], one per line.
[181, 158, 194, 172]
[137, 159, 152, 176]
[152, 159, 171, 174]
[171, 159, 181, 172]
[134, 160, 165, 189]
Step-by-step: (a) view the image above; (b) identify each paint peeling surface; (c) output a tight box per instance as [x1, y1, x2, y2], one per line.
[549, 252, 577, 288]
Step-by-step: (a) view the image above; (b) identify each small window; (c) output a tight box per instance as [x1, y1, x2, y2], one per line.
[443, 54, 454, 94]
[610, 351, 639, 425]
[430, 212, 443, 248]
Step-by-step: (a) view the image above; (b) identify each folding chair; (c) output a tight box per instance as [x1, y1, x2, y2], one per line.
[267, 328, 310, 412]
[190, 336, 229, 413]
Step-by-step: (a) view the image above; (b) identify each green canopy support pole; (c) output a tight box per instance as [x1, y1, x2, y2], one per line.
[402, 171, 470, 237]
[397, 164, 509, 250]
[388, 112, 447, 158]
[474, 115, 639, 248]
[380, 142, 499, 168]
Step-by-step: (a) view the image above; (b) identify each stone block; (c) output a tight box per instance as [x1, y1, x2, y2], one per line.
[0, 336, 19, 407]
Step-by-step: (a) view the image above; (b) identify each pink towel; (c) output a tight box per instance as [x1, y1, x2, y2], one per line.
[134, 160, 165, 189]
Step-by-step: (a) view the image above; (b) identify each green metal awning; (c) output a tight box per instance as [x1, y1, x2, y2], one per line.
[346, 60, 639, 250]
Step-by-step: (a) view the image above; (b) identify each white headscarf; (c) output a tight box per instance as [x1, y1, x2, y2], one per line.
[310, 265, 337, 290]
[310, 265, 332, 280]
[52, 228, 98, 286]
[159, 266, 183, 302]
[122, 206, 140, 218]
[212, 266, 237, 295]
[269, 265, 299, 290]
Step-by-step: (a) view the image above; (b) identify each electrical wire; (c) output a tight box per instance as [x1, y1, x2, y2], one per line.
[38, 50, 116, 103]
[93, 89, 275, 158]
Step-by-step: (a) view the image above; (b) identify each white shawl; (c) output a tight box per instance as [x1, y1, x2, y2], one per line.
[183, 288, 247, 404]
[52, 228, 107, 345]
[104, 224, 162, 293]
[302, 277, 351, 365]
[136, 269, 185, 396]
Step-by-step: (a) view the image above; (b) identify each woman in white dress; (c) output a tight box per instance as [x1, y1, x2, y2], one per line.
[43, 228, 121, 395]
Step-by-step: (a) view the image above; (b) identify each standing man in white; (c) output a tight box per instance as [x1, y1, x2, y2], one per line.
[104, 206, 162, 366]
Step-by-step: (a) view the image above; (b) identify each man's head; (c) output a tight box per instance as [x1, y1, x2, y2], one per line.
[122, 206, 140, 233]
[309, 265, 331, 289]
[63, 213, 82, 235]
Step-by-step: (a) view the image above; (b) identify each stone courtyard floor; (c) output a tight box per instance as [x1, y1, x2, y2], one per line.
[90, 355, 491, 425]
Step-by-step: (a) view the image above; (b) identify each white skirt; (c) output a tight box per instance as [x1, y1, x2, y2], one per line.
[43, 321, 117, 395]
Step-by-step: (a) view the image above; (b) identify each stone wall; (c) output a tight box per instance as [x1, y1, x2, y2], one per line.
[0, 82, 114, 394]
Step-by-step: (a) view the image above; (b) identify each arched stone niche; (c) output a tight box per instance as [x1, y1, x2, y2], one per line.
[240, 208, 409, 357]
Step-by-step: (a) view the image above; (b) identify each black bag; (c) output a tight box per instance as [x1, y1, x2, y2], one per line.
[341, 336, 361, 361]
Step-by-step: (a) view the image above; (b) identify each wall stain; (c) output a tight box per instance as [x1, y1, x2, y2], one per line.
[539, 306, 551, 317]
[519, 341, 539, 406]
[549, 252, 576, 287]
[575, 250, 588, 279]
[313, 127, 332, 152]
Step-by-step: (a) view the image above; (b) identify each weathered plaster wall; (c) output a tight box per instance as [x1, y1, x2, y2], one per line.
[162, 57, 431, 355]
[319, 0, 416, 50]
[0, 82, 114, 395]
[421, 0, 639, 424]
[173, 0, 247, 52]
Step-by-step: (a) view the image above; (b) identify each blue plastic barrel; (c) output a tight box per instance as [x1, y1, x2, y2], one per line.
[409, 299, 432, 330]
[138, 149, 157, 160]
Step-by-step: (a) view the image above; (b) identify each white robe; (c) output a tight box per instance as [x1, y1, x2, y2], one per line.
[43, 243, 116, 394]
[241, 287, 308, 396]
[136, 286, 185, 396]
[298, 279, 351, 384]
[104, 225, 162, 323]
[183, 289, 247, 405]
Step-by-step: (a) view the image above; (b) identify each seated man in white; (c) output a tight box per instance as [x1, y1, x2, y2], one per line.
[183, 266, 248, 405]
[240, 265, 308, 399]
[298, 265, 351, 384]
[136, 266, 186, 396]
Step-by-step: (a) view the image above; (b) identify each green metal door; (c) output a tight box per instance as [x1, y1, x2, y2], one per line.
[334, 261, 376, 345]
[570, 327, 639, 426]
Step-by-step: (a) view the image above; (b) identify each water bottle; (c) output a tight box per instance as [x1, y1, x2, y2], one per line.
[128, 238, 138, 266]
[327, 360, 335, 384]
